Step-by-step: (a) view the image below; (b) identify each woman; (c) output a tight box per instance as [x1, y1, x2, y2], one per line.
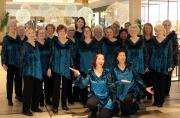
[126, 24, 148, 78]
[118, 28, 128, 48]
[75, 17, 86, 43]
[93, 25, 105, 53]
[22, 28, 43, 116]
[149, 24, 173, 107]
[70, 54, 114, 118]
[102, 26, 120, 70]
[162, 20, 178, 97]
[113, 49, 153, 117]
[76, 26, 98, 107]
[142, 23, 155, 100]
[47, 24, 73, 113]
[45, 24, 57, 104]
[36, 28, 51, 106]
[1, 20, 22, 105]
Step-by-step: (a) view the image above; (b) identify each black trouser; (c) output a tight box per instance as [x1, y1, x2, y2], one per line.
[165, 71, 172, 96]
[73, 86, 81, 102]
[23, 76, 41, 112]
[44, 75, 53, 102]
[39, 75, 54, 105]
[6, 65, 22, 100]
[80, 88, 88, 106]
[119, 93, 139, 116]
[87, 97, 113, 118]
[52, 72, 72, 109]
[143, 71, 153, 99]
[152, 71, 168, 105]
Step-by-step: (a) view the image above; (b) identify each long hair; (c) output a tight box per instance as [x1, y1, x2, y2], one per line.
[82, 26, 93, 40]
[143, 23, 154, 39]
[92, 53, 105, 69]
[75, 17, 86, 30]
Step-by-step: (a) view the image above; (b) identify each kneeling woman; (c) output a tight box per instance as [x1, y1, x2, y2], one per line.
[70, 54, 113, 118]
[112, 49, 153, 117]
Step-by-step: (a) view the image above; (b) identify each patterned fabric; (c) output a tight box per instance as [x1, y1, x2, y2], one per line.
[37, 39, 51, 76]
[126, 38, 148, 74]
[1, 35, 21, 68]
[102, 38, 120, 70]
[166, 31, 178, 67]
[22, 41, 42, 80]
[77, 39, 98, 74]
[149, 38, 174, 75]
[112, 65, 146, 101]
[75, 69, 114, 109]
[49, 37, 73, 79]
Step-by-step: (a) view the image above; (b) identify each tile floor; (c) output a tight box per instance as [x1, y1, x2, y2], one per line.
[0, 64, 180, 118]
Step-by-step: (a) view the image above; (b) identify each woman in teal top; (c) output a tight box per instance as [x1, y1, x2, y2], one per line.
[112, 49, 153, 117]
[47, 24, 74, 113]
[70, 54, 114, 118]
[22, 28, 43, 116]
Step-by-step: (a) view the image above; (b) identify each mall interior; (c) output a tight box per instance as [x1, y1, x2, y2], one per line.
[0, 0, 180, 118]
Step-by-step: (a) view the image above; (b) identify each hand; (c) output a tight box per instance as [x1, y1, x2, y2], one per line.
[144, 68, 149, 73]
[2, 64, 8, 71]
[168, 67, 173, 72]
[121, 79, 131, 83]
[69, 67, 80, 77]
[47, 68, 52, 77]
[146, 86, 154, 94]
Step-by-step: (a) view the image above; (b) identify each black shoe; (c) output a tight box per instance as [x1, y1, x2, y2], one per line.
[52, 108, 58, 114]
[32, 108, 43, 112]
[23, 111, 33, 116]
[8, 100, 13, 106]
[62, 106, 69, 110]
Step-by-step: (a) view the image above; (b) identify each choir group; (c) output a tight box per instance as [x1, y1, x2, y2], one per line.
[1, 17, 178, 118]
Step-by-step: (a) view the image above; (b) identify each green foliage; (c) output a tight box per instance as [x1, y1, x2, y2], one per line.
[0, 12, 9, 31]
[135, 18, 143, 35]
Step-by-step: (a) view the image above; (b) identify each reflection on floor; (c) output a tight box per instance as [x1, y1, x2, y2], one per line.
[0, 65, 180, 118]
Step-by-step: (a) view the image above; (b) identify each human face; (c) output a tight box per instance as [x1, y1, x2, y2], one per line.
[94, 27, 103, 39]
[129, 28, 138, 38]
[26, 29, 36, 41]
[117, 52, 126, 64]
[163, 22, 171, 32]
[84, 27, 92, 39]
[17, 25, 25, 37]
[106, 28, 114, 40]
[38, 29, 46, 40]
[120, 31, 128, 40]
[96, 54, 105, 68]
[144, 25, 152, 35]
[58, 29, 67, 39]
[9, 22, 17, 35]
[46, 26, 54, 36]
[155, 28, 164, 37]
[77, 19, 84, 29]
[67, 27, 75, 38]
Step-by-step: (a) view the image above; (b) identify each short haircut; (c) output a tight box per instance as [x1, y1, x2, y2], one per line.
[56, 24, 67, 34]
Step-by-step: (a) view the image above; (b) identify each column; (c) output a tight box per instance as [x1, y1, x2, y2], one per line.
[129, 0, 141, 23]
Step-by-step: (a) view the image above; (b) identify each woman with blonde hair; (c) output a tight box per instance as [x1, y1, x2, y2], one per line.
[149, 24, 173, 107]
[1, 20, 22, 105]
[162, 20, 178, 97]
